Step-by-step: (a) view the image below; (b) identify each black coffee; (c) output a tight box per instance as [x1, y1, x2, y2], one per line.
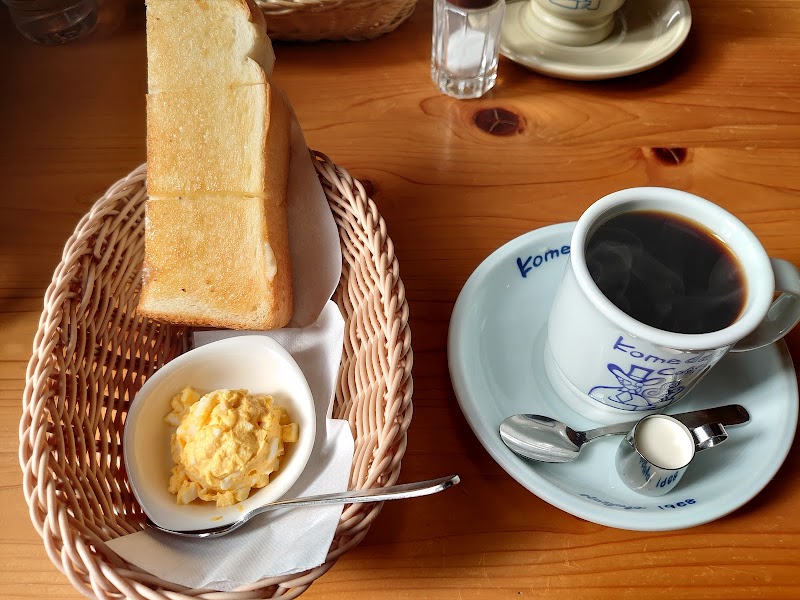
[585, 210, 745, 334]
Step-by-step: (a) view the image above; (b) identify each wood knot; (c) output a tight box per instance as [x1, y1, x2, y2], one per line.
[473, 108, 523, 136]
[650, 147, 688, 165]
[360, 179, 377, 199]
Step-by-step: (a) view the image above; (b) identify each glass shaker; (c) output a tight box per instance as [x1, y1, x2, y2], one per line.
[431, 0, 506, 100]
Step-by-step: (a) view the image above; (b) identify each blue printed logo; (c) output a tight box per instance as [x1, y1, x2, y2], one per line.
[549, 0, 600, 9]
[587, 335, 722, 411]
[589, 364, 669, 410]
[516, 245, 570, 278]
[638, 455, 652, 481]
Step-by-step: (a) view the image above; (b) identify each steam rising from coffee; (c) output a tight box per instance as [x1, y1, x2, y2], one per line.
[585, 211, 745, 334]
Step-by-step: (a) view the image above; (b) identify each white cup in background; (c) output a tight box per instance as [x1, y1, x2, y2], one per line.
[522, 0, 626, 47]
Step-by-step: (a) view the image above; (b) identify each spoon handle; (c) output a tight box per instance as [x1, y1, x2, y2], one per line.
[581, 421, 639, 442]
[582, 403, 750, 442]
[148, 475, 460, 538]
[671, 404, 750, 430]
[256, 474, 460, 510]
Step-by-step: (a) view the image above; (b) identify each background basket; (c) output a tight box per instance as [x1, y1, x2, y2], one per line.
[256, 0, 417, 41]
[19, 152, 413, 599]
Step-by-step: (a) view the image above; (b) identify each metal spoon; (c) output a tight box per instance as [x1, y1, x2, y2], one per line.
[500, 404, 750, 463]
[146, 474, 460, 538]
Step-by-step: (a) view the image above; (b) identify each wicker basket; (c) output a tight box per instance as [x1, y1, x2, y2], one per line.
[257, 0, 417, 41]
[19, 151, 413, 599]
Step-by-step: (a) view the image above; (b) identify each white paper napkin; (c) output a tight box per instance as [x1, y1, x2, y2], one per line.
[107, 117, 354, 591]
[283, 113, 342, 327]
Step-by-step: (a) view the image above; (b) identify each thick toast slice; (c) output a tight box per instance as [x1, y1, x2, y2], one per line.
[146, 82, 290, 198]
[139, 0, 294, 329]
[139, 191, 292, 330]
[145, 0, 275, 93]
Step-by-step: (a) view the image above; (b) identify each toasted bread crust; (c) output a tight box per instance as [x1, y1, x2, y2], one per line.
[259, 85, 293, 327]
[242, 0, 267, 29]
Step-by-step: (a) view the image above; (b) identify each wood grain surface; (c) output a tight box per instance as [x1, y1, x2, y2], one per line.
[2, 0, 800, 598]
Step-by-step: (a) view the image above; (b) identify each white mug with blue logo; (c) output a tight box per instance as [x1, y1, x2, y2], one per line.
[545, 187, 800, 424]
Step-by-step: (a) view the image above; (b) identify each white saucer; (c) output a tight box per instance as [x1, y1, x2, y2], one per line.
[448, 223, 799, 531]
[500, 0, 692, 80]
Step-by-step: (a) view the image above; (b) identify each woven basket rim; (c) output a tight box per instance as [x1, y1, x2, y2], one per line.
[19, 151, 413, 599]
[256, 0, 417, 41]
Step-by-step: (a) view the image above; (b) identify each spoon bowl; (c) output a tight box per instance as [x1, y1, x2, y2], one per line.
[500, 414, 633, 462]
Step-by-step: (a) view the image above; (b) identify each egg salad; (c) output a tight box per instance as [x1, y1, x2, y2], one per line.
[164, 387, 299, 507]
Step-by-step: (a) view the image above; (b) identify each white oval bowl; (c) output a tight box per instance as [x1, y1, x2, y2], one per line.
[124, 335, 317, 532]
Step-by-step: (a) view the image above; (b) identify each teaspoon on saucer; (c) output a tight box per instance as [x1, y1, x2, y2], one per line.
[499, 404, 750, 463]
[147, 475, 460, 538]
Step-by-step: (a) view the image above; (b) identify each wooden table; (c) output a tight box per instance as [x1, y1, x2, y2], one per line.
[2, 0, 800, 598]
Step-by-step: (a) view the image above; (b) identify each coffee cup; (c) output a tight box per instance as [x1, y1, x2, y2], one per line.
[615, 414, 728, 496]
[521, 0, 626, 47]
[545, 187, 800, 424]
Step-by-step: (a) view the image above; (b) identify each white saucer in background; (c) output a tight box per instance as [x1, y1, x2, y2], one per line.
[500, 0, 692, 80]
[448, 223, 799, 531]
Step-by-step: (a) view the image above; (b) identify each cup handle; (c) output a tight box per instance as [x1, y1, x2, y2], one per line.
[731, 258, 800, 352]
